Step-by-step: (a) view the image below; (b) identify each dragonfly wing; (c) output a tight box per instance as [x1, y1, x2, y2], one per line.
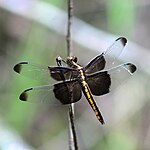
[54, 80, 82, 104]
[85, 37, 127, 74]
[107, 63, 136, 92]
[87, 63, 136, 96]
[14, 62, 52, 82]
[13, 62, 78, 82]
[19, 84, 57, 104]
[85, 53, 106, 74]
[19, 79, 82, 104]
[86, 71, 111, 96]
[103, 37, 127, 69]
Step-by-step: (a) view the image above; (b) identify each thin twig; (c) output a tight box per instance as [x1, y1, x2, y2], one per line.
[67, 0, 73, 57]
[66, 0, 78, 150]
[68, 104, 78, 150]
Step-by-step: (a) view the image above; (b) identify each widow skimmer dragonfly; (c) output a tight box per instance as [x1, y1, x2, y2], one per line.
[13, 37, 136, 125]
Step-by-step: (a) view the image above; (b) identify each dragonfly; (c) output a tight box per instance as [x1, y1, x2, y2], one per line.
[13, 37, 137, 125]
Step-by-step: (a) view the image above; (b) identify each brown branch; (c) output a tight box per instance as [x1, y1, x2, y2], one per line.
[67, 0, 73, 56]
[66, 0, 78, 150]
[68, 104, 78, 150]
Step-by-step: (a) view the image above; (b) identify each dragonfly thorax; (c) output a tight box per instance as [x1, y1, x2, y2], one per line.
[66, 56, 83, 70]
[67, 56, 78, 66]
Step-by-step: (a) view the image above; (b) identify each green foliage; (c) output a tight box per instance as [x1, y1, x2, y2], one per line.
[41, 0, 64, 7]
[106, 0, 134, 35]
[95, 132, 136, 150]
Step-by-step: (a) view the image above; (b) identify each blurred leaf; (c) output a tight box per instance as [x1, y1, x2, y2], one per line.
[106, 0, 134, 35]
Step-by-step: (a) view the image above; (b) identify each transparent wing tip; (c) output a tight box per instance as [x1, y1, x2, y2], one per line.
[116, 37, 127, 46]
[125, 63, 137, 74]
[19, 88, 33, 101]
[14, 62, 28, 73]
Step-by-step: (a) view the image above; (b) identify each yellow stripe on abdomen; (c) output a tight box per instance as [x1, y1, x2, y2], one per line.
[81, 80, 104, 124]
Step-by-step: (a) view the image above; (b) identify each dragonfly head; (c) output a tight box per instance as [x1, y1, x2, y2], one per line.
[67, 56, 78, 66]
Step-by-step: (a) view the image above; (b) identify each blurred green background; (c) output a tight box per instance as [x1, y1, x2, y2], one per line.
[0, 0, 150, 150]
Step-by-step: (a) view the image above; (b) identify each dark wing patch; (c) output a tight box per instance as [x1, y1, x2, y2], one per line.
[49, 66, 78, 81]
[117, 37, 127, 46]
[126, 63, 137, 73]
[19, 88, 33, 101]
[87, 71, 111, 96]
[13, 62, 28, 73]
[54, 80, 82, 104]
[85, 54, 106, 74]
